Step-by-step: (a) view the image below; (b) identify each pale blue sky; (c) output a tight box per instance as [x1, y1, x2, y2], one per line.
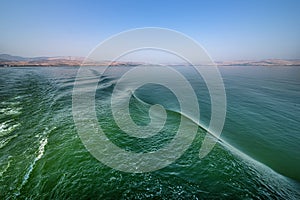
[0, 0, 299, 60]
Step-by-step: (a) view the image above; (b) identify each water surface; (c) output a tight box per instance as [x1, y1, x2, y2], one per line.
[0, 66, 299, 199]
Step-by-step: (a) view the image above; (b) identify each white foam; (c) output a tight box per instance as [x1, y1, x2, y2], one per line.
[1, 101, 20, 106]
[0, 107, 22, 115]
[15, 136, 48, 197]
[36, 137, 48, 160]
[0, 121, 20, 137]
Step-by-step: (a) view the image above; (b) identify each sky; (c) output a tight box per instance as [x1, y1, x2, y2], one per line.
[0, 0, 300, 61]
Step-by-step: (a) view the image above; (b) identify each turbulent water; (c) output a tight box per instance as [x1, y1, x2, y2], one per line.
[0, 66, 299, 199]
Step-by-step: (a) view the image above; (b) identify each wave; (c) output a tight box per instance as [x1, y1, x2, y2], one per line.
[0, 120, 20, 149]
[0, 156, 12, 177]
[131, 91, 218, 138]
[0, 134, 18, 150]
[0, 107, 22, 116]
[0, 121, 20, 136]
[130, 92, 299, 187]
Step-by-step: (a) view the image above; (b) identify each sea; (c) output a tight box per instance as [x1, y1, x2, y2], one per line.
[0, 65, 299, 199]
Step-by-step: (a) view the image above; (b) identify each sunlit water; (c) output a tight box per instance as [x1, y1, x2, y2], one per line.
[0, 66, 299, 199]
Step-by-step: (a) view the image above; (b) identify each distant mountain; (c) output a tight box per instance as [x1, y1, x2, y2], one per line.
[0, 54, 28, 61]
[0, 54, 83, 62]
[0, 54, 299, 67]
[0, 54, 85, 66]
[0, 54, 140, 67]
[216, 59, 300, 66]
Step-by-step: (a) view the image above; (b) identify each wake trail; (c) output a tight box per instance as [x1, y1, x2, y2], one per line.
[131, 92, 297, 184]
[14, 136, 48, 197]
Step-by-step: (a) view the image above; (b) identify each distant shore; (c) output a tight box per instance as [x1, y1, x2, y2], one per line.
[1, 54, 300, 67]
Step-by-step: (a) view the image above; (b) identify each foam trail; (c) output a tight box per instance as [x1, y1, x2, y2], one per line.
[15, 137, 48, 197]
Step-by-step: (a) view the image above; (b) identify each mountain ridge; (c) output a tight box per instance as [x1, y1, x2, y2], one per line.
[1, 54, 300, 67]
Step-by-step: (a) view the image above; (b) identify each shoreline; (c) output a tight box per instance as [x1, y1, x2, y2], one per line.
[1, 64, 300, 67]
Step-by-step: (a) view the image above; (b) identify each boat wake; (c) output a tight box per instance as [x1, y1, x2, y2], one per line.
[130, 92, 299, 188]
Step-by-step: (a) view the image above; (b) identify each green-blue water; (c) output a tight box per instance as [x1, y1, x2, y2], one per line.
[0, 66, 299, 199]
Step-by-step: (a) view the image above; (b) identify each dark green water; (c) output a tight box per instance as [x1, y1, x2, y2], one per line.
[0, 66, 299, 199]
